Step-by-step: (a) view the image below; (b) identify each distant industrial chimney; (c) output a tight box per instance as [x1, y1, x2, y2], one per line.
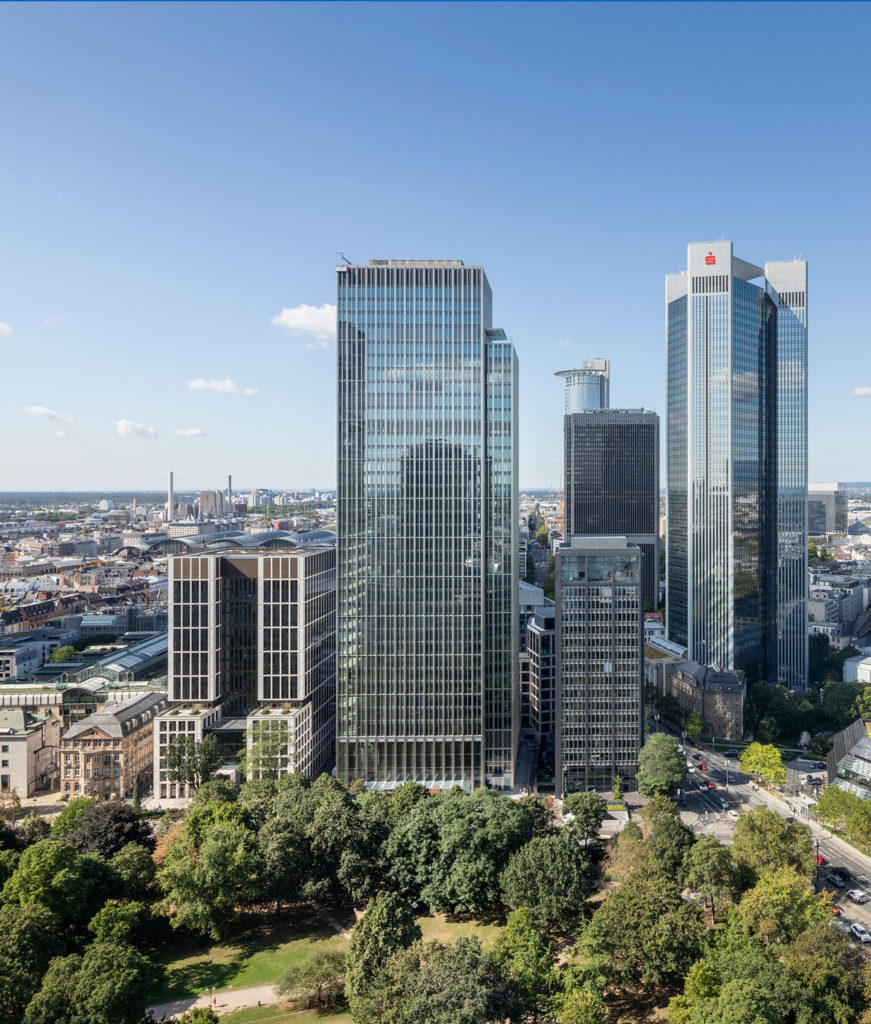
[167, 471, 174, 523]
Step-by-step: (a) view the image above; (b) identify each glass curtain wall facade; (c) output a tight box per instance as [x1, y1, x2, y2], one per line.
[555, 536, 643, 793]
[555, 359, 610, 413]
[666, 242, 807, 687]
[563, 409, 660, 609]
[336, 260, 518, 790]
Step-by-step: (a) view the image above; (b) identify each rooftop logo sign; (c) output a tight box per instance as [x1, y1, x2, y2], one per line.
[705, 252, 716, 265]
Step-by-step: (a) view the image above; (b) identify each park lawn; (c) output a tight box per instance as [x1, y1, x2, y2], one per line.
[149, 910, 350, 1005]
[223, 1007, 352, 1024]
[416, 913, 505, 948]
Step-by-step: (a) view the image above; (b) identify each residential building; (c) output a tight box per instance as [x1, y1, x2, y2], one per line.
[562, 405, 660, 609]
[843, 656, 871, 685]
[809, 482, 848, 535]
[336, 260, 518, 790]
[555, 536, 643, 793]
[0, 709, 60, 796]
[527, 607, 556, 738]
[554, 359, 610, 413]
[668, 661, 745, 741]
[666, 241, 808, 687]
[154, 545, 336, 799]
[61, 692, 166, 799]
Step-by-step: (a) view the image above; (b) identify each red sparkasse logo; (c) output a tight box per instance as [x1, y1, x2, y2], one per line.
[705, 252, 716, 265]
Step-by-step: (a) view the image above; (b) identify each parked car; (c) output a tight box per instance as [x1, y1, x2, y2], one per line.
[848, 889, 869, 904]
[810, 760, 826, 770]
[827, 872, 846, 889]
[830, 904, 842, 916]
[851, 922, 871, 943]
[723, 749, 739, 758]
[831, 868, 850, 884]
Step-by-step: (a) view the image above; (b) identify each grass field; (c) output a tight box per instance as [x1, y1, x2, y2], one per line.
[148, 909, 352, 1005]
[223, 1008, 353, 1024]
[150, 909, 505, 1006]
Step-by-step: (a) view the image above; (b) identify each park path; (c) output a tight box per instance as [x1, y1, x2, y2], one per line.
[149, 983, 277, 1020]
[147, 907, 358, 1020]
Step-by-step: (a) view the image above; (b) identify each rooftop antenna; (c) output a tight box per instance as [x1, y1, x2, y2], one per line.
[337, 252, 352, 265]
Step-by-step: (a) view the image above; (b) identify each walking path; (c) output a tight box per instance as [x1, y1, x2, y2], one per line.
[149, 983, 277, 1020]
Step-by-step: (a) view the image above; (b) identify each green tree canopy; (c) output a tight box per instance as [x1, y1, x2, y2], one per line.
[351, 937, 522, 1024]
[562, 792, 607, 847]
[557, 990, 608, 1024]
[814, 784, 856, 833]
[730, 806, 814, 880]
[821, 680, 865, 728]
[386, 789, 534, 915]
[500, 829, 595, 934]
[683, 835, 740, 922]
[492, 908, 555, 1020]
[163, 734, 223, 792]
[581, 868, 704, 992]
[734, 866, 828, 946]
[536, 523, 549, 547]
[636, 733, 687, 797]
[647, 813, 695, 885]
[47, 645, 77, 664]
[23, 942, 153, 1024]
[158, 819, 258, 939]
[87, 900, 144, 944]
[68, 801, 154, 857]
[739, 743, 786, 788]
[0, 903, 63, 1024]
[51, 796, 95, 837]
[1, 839, 107, 928]
[346, 890, 422, 1006]
[109, 842, 155, 900]
[684, 711, 708, 739]
[276, 949, 346, 1010]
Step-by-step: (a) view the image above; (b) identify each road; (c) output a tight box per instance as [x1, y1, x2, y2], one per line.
[673, 736, 871, 948]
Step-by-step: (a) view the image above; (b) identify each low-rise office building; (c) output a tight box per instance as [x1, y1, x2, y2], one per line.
[668, 661, 745, 742]
[0, 709, 60, 796]
[61, 692, 167, 799]
[527, 607, 556, 739]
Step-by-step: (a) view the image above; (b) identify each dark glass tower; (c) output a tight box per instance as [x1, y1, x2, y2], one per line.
[336, 260, 518, 789]
[666, 241, 807, 687]
[562, 407, 660, 609]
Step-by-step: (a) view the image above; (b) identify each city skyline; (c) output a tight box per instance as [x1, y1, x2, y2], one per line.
[2, 4, 870, 489]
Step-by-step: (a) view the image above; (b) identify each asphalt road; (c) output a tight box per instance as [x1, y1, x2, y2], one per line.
[673, 735, 871, 950]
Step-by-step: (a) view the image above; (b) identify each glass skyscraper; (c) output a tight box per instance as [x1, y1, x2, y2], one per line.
[555, 359, 610, 413]
[666, 241, 807, 687]
[336, 260, 518, 789]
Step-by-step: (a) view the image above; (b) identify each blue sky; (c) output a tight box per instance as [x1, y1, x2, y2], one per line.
[2, 2, 869, 491]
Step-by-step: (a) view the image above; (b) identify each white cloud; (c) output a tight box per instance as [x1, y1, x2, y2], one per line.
[851, 386, 871, 397]
[187, 378, 258, 396]
[271, 303, 336, 345]
[116, 419, 157, 439]
[24, 405, 74, 423]
[54, 430, 68, 439]
[173, 427, 206, 437]
[0, 322, 12, 336]
[557, 338, 572, 347]
[44, 314, 70, 326]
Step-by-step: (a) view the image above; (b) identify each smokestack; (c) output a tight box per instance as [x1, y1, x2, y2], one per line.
[167, 471, 174, 523]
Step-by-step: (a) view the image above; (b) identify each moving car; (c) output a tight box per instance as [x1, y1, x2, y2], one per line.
[814, 854, 827, 866]
[699, 762, 708, 770]
[693, 753, 703, 761]
[727, 810, 740, 821]
[848, 889, 869, 904]
[719, 797, 729, 809]
[830, 868, 850, 885]
[723, 749, 739, 758]
[851, 922, 871, 943]
[705, 782, 717, 790]
[827, 872, 846, 889]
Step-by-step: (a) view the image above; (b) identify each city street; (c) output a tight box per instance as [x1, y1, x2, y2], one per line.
[677, 740, 871, 947]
